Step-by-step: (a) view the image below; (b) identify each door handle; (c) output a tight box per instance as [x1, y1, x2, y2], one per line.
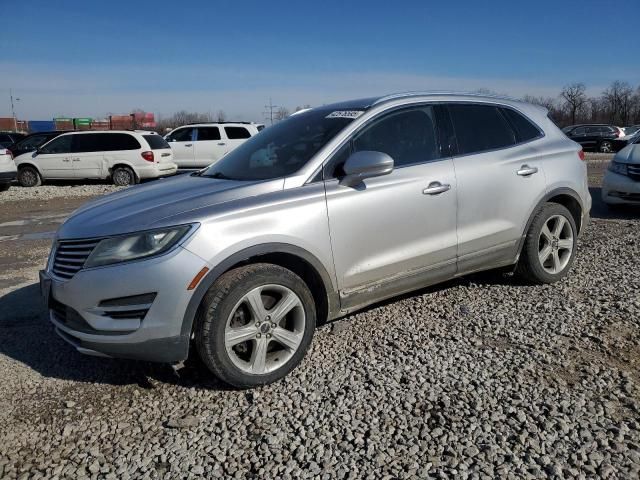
[422, 182, 451, 195]
[217, 142, 226, 146]
[517, 165, 538, 176]
[62, 158, 70, 162]
[72, 158, 80, 162]
[184, 143, 193, 147]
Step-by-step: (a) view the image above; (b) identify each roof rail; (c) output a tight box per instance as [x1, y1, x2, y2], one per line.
[372, 91, 523, 106]
[185, 121, 254, 125]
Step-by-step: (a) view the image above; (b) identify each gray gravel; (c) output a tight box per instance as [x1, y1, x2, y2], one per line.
[0, 158, 639, 479]
[0, 183, 124, 201]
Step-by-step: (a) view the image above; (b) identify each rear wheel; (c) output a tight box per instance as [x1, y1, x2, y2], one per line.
[599, 141, 613, 153]
[112, 166, 136, 186]
[195, 263, 316, 388]
[517, 203, 577, 284]
[17, 166, 41, 187]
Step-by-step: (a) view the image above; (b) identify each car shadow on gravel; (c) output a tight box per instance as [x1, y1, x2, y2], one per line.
[0, 283, 233, 390]
[589, 187, 640, 220]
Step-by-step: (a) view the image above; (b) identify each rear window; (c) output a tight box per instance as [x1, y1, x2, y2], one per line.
[448, 104, 516, 155]
[501, 108, 542, 142]
[143, 135, 170, 150]
[224, 126, 251, 139]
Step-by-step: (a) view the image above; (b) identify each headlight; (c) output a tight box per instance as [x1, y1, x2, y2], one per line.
[85, 225, 193, 268]
[608, 161, 628, 176]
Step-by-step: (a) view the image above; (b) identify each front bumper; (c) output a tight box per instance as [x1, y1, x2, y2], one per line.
[41, 245, 210, 362]
[602, 170, 640, 205]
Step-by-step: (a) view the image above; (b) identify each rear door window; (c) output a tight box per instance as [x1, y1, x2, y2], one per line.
[72, 133, 105, 153]
[143, 135, 170, 149]
[500, 108, 542, 143]
[447, 104, 516, 155]
[197, 127, 221, 141]
[224, 126, 251, 139]
[572, 127, 586, 135]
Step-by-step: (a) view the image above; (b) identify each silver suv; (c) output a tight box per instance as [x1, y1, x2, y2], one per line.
[40, 93, 591, 388]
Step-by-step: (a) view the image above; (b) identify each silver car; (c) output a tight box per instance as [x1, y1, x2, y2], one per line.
[40, 93, 591, 388]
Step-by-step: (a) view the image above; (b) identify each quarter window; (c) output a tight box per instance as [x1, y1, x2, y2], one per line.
[351, 106, 441, 168]
[224, 126, 251, 139]
[572, 127, 586, 135]
[197, 127, 221, 141]
[40, 135, 73, 154]
[448, 104, 516, 155]
[501, 108, 542, 142]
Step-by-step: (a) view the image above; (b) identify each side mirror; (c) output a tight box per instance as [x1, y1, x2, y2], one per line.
[340, 151, 394, 186]
[32, 149, 39, 157]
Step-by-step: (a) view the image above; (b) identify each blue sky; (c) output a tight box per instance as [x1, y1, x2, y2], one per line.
[1, 0, 638, 122]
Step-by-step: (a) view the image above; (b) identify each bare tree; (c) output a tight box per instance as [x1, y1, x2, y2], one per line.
[274, 107, 290, 121]
[295, 104, 312, 112]
[216, 110, 227, 122]
[602, 81, 633, 125]
[560, 83, 587, 125]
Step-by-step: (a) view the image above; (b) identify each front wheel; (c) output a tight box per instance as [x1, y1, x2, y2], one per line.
[517, 203, 577, 284]
[599, 141, 613, 153]
[17, 166, 42, 187]
[195, 263, 316, 388]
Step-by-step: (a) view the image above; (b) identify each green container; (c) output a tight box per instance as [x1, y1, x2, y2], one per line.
[74, 118, 92, 126]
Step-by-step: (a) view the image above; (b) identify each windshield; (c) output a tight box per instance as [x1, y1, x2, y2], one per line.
[200, 108, 361, 181]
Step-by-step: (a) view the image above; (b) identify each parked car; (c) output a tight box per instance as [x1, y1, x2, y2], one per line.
[0, 148, 16, 191]
[611, 129, 640, 152]
[14, 130, 177, 187]
[8, 131, 66, 158]
[622, 125, 639, 136]
[563, 124, 621, 152]
[0, 132, 26, 148]
[164, 122, 263, 168]
[40, 93, 590, 388]
[602, 137, 640, 206]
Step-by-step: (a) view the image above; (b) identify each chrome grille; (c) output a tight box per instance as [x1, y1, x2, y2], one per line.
[628, 164, 640, 181]
[52, 238, 101, 279]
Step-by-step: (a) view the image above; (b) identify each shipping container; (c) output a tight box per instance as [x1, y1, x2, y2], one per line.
[54, 118, 74, 131]
[0, 117, 27, 132]
[28, 120, 56, 132]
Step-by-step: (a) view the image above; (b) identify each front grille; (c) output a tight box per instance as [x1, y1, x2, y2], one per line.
[52, 238, 101, 279]
[628, 164, 640, 181]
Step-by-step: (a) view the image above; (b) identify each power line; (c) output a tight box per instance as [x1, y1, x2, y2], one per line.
[262, 98, 280, 126]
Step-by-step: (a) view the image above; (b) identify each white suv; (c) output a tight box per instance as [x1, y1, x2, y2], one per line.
[164, 122, 264, 168]
[14, 130, 177, 187]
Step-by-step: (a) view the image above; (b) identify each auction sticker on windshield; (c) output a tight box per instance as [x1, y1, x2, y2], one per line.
[325, 110, 364, 119]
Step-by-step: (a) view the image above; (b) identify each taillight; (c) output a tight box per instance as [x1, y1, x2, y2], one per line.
[141, 151, 154, 162]
[578, 150, 585, 161]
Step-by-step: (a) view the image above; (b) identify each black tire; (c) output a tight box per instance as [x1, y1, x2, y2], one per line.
[599, 141, 613, 153]
[17, 166, 42, 187]
[0, 183, 10, 192]
[195, 263, 316, 388]
[111, 166, 136, 186]
[517, 203, 578, 284]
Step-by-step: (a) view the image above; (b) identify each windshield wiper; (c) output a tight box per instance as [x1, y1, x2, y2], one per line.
[201, 171, 234, 180]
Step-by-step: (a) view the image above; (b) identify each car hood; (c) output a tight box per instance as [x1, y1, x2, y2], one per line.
[57, 173, 284, 239]
[613, 144, 640, 165]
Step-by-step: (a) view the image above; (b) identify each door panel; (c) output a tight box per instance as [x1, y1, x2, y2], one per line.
[34, 135, 74, 178]
[167, 128, 195, 167]
[453, 145, 546, 271]
[194, 127, 224, 167]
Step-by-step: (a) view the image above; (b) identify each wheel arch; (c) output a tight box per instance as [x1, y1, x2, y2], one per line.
[17, 161, 43, 176]
[180, 243, 340, 344]
[516, 187, 586, 258]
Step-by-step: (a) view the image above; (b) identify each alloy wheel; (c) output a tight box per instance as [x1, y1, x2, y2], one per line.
[600, 141, 612, 153]
[537, 214, 573, 274]
[224, 284, 305, 375]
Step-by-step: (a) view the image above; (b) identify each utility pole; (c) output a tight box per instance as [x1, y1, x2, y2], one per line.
[263, 97, 280, 126]
[10, 89, 20, 132]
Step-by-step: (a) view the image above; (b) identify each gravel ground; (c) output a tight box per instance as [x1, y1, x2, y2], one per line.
[0, 154, 639, 479]
[0, 182, 124, 202]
